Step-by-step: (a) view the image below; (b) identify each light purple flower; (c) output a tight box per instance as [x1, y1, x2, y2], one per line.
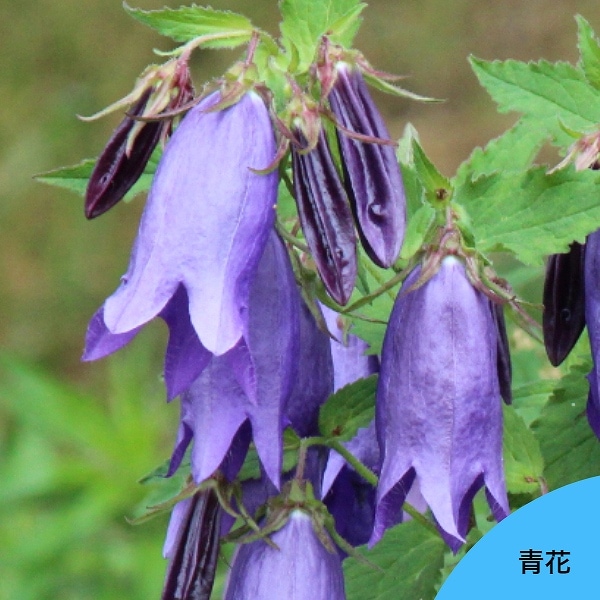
[223, 511, 346, 600]
[371, 256, 509, 550]
[83, 90, 278, 393]
[168, 232, 300, 488]
[329, 64, 406, 268]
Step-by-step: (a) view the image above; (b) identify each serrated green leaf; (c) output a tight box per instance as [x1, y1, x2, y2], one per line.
[124, 3, 254, 48]
[532, 361, 600, 490]
[470, 56, 600, 145]
[455, 120, 546, 185]
[344, 520, 446, 600]
[319, 375, 377, 441]
[577, 15, 600, 89]
[327, 3, 367, 47]
[279, 0, 363, 71]
[36, 152, 158, 201]
[455, 166, 600, 265]
[512, 379, 556, 426]
[502, 403, 544, 495]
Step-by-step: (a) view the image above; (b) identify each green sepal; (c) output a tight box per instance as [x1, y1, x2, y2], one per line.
[411, 138, 452, 208]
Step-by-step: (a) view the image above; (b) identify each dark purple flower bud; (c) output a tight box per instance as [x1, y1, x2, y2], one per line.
[85, 90, 163, 219]
[291, 130, 357, 305]
[328, 64, 406, 268]
[223, 511, 346, 600]
[84, 90, 278, 369]
[543, 242, 586, 366]
[168, 232, 300, 488]
[85, 62, 194, 219]
[492, 303, 512, 404]
[161, 489, 221, 600]
[371, 257, 508, 551]
[584, 230, 600, 438]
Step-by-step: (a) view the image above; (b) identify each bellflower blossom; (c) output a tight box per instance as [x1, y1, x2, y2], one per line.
[223, 511, 346, 600]
[371, 256, 509, 551]
[167, 232, 300, 488]
[83, 90, 278, 398]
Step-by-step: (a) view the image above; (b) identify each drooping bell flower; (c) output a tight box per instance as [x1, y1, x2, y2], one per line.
[167, 231, 300, 489]
[85, 59, 194, 219]
[543, 241, 586, 367]
[223, 510, 346, 600]
[161, 489, 221, 600]
[584, 230, 600, 437]
[328, 63, 406, 268]
[83, 90, 278, 386]
[291, 129, 357, 305]
[371, 256, 509, 551]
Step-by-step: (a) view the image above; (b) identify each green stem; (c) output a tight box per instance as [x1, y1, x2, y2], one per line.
[341, 269, 405, 314]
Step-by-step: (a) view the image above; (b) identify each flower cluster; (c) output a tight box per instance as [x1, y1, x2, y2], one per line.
[78, 12, 515, 600]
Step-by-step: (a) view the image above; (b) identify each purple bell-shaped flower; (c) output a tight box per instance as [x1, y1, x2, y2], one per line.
[371, 256, 509, 551]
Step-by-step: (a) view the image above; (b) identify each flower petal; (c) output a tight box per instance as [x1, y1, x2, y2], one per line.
[102, 91, 278, 355]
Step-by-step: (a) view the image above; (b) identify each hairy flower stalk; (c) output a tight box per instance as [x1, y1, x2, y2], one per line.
[223, 510, 346, 600]
[543, 242, 587, 367]
[291, 129, 357, 305]
[82, 90, 278, 396]
[371, 256, 509, 551]
[328, 64, 406, 268]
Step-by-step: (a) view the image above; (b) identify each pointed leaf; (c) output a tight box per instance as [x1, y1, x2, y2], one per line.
[36, 152, 159, 201]
[344, 520, 446, 600]
[470, 56, 600, 145]
[455, 166, 600, 265]
[455, 120, 546, 185]
[532, 362, 600, 490]
[124, 3, 254, 48]
[577, 14, 600, 89]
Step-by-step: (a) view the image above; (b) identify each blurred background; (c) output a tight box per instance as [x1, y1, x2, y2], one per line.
[1, 0, 599, 598]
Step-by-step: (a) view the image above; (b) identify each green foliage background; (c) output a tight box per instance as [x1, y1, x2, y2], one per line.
[2, 0, 600, 598]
